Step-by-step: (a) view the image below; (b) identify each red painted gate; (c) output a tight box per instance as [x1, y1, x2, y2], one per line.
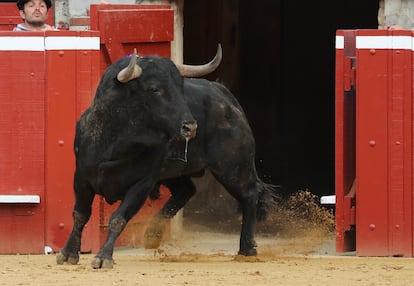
[336, 29, 414, 256]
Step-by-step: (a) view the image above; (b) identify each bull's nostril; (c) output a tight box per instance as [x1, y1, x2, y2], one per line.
[182, 126, 190, 134]
[181, 121, 198, 139]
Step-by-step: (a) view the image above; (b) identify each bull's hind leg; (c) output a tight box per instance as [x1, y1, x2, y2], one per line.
[144, 176, 196, 249]
[236, 184, 258, 256]
[211, 172, 258, 256]
[56, 179, 94, 265]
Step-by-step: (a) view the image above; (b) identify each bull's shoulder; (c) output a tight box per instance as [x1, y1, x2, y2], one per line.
[183, 78, 252, 138]
[184, 78, 244, 113]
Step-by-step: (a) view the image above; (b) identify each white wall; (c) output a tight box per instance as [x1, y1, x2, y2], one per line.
[379, 0, 414, 29]
[59, 0, 149, 18]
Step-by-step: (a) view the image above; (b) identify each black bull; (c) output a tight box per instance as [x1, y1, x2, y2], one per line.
[56, 45, 277, 269]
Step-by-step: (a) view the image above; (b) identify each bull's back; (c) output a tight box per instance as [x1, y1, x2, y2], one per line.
[183, 78, 255, 156]
[184, 79, 243, 110]
[184, 76, 251, 122]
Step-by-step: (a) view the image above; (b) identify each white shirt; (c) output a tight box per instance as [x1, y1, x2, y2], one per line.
[13, 23, 55, 32]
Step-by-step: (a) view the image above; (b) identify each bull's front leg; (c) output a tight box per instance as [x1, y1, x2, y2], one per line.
[56, 176, 94, 265]
[91, 215, 127, 269]
[56, 210, 90, 265]
[92, 181, 153, 269]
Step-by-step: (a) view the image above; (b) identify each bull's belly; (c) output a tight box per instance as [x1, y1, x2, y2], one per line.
[159, 158, 203, 180]
[82, 157, 154, 204]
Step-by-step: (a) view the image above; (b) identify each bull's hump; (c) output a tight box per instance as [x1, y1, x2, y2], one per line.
[214, 101, 245, 129]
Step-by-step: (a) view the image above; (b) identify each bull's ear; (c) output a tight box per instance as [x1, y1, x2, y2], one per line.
[117, 48, 143, 83]
[175, 43, 222, 77]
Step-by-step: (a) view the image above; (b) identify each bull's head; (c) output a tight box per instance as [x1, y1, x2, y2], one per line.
[116, 44, 222, 141]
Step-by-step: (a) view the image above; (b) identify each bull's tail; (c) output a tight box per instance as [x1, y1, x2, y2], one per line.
[256, 177, 280, 222]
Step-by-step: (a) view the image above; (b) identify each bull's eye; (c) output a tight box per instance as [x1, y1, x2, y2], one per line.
[150, 86, 161, 95]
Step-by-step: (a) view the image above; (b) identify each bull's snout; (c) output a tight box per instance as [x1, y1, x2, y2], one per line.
[181, 120, 198, 140]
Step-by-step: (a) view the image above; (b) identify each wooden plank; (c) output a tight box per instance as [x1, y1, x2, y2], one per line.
[0, 33, 46, 254]
[335, 30, 357, 253]
[356, 30, 390, 256]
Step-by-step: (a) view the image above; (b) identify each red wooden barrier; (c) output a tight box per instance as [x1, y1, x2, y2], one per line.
[90, 4, 173, 74]
[44, 31, 102, 253]
[0, 31, 100, 254]
[336, 29, 414, 256]
[335, 30, 357, 253]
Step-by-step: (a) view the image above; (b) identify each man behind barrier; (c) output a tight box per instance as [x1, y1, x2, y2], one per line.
[13, 0, 55, 32]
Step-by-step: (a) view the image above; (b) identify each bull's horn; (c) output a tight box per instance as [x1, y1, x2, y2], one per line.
[117, 48, 142, 83]
[176, 43, 222, 77]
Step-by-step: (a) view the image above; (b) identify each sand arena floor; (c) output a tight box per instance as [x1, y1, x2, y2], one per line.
[1, 223, 414, 286]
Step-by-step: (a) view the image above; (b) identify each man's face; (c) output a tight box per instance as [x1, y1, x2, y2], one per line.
[20, 0, 48, 27]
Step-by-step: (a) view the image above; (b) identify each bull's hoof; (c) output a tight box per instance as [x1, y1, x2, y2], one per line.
[91, 256, 114, 269]
[56, 252, 79, 265]
[237, 248, 257, 256]
[144, 232, 163, 249]
[143, 217, 167, 249]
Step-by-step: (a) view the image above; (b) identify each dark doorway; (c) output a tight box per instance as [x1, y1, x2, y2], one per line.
[183, 0, 379, 198]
